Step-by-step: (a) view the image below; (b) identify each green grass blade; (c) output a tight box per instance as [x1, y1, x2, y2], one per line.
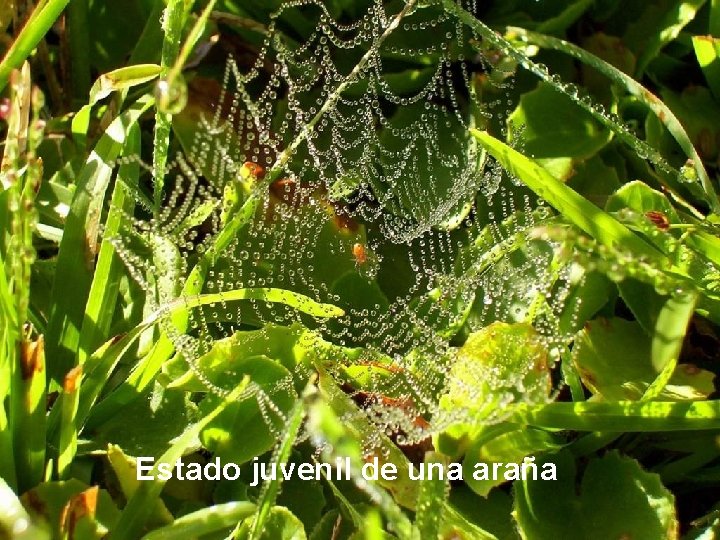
[45, 95, 154, 382]
[440, 0, 701, 207]
[643, 292, 697, 400]
[141, 502, 256, 540]
[470, 129, 665, 260]
[414, 452, 449, 540]
[57, 366, 82, 479]
[10, 336, 46, 493]
[693, 36, 720, 101]
[507, 26, 719, 212]
[515, 400, 720, 431]
[67, 0, 91, 101]
[81, 288, 342, 429]
[153, 0, 192, 212]
[635, 0, 707, 77]
[0, 0, 70, 92]
[108, 377, 251, 540]
[77, 123, 141, 366]
[248, 398, 306, 540]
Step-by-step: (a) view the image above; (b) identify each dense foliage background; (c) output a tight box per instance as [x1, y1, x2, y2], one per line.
[3, 0, 720, 538]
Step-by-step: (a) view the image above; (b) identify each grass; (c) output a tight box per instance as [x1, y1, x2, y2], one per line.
[3, 0, 720, 539]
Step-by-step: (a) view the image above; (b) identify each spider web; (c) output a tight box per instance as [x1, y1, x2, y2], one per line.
[111, 0, 584, 453]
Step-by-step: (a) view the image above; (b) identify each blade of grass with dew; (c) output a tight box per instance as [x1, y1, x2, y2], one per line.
[45, 94, 154, 382]
[0, 0, 70, 92]
[514, 399, 720, 431]
[77, 123, 140, 366]
[107, 376, 251, 540]
[440, 0, 710, 211]
[153, 0, 195, 212]
[141, 502, 256, 540]
[506, 26, 719, 212]
[247, 397, 306, 540]
[470, 129, 665, 260]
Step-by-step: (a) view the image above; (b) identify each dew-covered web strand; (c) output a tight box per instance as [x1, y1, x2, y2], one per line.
[110, 0, 590, 447]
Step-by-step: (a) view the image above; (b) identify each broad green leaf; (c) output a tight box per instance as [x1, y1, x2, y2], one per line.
[435, 322, 551, 458]
[573, 317, 713, 400]
[108, 377, 251, 540]
[93, 387, 198, 457]
[508, 82, 612, 179]
[514, 451, 678, 540]
[199, 356, 297, 464]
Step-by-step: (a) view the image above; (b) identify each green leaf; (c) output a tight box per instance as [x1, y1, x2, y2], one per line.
[77, 121, 141, 366]
[508, 82, 611, 179]
[199, 356, 297, 464]
[435, 322, 551, 458]
[463, 425, 561, 497]
[93, 387, 198, 457]
[514, 451, 678, 540]
[573, 317, 713, 400]
[46, 94, 155, 382]
[108, 377, 251, 540]
[89, 64, 162, 105]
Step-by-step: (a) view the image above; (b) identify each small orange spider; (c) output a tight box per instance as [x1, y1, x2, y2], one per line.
[243, 161, 266, 179]
[352, 242, 367, 264]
